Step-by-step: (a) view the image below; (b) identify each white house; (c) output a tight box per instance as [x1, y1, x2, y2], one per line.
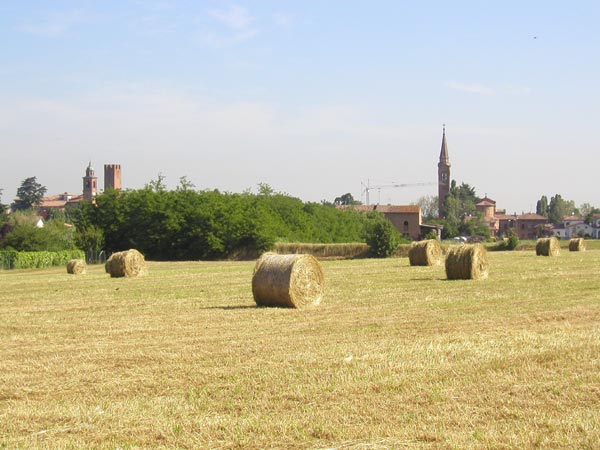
[553, 215, 600, 239]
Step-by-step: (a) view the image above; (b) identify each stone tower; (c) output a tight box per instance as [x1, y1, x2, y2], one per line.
[438, 126, 451, 218]
[83, 161, 98, 200]
[104, 164, 122, 192]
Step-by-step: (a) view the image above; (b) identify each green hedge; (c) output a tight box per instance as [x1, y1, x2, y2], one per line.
[0, 250, 85, 270]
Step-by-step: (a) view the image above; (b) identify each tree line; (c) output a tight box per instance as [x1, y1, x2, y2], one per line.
[1, 178, 403, 260]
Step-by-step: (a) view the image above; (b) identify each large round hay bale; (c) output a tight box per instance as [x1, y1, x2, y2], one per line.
[445, 244, 489, 280]
[66, 259, 86, 274]
[105, 249, 147, 278]
[252, 253, 324, 308]
[408, 239, 443, 266]
[569, 238, 586, 252]
[536, 237, 560, 256]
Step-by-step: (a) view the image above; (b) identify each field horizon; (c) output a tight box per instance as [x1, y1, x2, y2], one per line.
[1, 249, 599, 449]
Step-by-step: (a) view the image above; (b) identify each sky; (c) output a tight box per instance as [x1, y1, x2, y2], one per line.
[1, 1, 599, 214]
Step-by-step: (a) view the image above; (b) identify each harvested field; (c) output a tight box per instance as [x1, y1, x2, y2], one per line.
[1, 250, 600, 449]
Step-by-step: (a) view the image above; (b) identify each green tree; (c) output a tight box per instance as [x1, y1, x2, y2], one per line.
[145, 173, 167, 192]
[0, 188, 5, 211]
[1, 212, 76, 251]
[176, 176, 196, 192]
[578, 203, 600, 224]
[536, 195, 549, 217]
[12, 177, 47, 211]
[547, 194, 578, 225]
[334, 193, 361, 206]
[441, 181, 483, 238]
[413, 194, 438, 221]
[74, 225, 104, 254]
[364, 213, 401, 257]
[257, 182, 275, 196]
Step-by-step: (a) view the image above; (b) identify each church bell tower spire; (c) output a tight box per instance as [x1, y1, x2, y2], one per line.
[438, 125, 451, 218]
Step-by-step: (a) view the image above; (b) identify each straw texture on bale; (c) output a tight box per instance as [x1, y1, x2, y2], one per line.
[445, 244, 489, 280]
[408, 239, 443, 266]
[66, 259, 86, 274]
[105, 249, 147, 278]
[252, 253, 324, 308]
[569, 238, 586, 252]
[536, 237, 560, 256]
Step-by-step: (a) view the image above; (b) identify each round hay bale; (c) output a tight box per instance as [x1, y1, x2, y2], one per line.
[569, 238, 586, 252]
[252, 253, 324, 308]
[105, 249, 147, 278]
[445, 244, 489, 280]
[66, 259, 86, 275]
[408, 239, 443, 266]
[536, 237, 560, 256]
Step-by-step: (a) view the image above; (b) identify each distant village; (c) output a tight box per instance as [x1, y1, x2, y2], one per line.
[30, 130, 600, 242]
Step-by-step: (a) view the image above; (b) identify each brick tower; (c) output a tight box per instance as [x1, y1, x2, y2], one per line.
[104, 164, 122, 192]
[83, 161, 98, 200]
[438, 126, 451, 218]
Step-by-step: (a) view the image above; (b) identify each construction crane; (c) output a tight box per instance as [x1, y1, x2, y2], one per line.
[361, 180, 436, 205]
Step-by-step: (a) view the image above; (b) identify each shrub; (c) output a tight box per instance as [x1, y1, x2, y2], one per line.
[364, 216, 401, 258]
[6, 250, 85, 270]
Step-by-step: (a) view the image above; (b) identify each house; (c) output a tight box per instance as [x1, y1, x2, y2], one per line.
[349, 204, 441, 240]
[475, 195, 548, 240]
[552, 215, 599, 239]
[496, 213, 548, 240]
[476, 196, 500, 236]
[39, 193, 84, 218]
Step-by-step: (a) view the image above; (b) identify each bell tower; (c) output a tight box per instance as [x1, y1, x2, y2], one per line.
[83, 161, 98, 200]
[438, 125, 451, 218]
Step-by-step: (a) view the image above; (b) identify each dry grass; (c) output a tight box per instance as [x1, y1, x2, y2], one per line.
[1, 250, 600, 449]
[274, 243, 369, 259]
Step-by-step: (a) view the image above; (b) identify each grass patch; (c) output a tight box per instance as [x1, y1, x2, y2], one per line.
[1, 251, 600, 448]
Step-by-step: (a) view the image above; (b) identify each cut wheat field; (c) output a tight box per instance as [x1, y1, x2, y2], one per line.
[1, 249, 599, 449]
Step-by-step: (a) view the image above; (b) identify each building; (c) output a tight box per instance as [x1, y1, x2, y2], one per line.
[553, 215, 600, 239]
[351, 204, 422, 240]
[104, 164, 122, 192]
[497, 213, 548, 240]
[39, 192, 84, 217]
[40, 162, 121, 215]
[476, 196, 499, 236]
[83, 162, 98, 200]
[437, 126, 451, 218]
[474, 194, 549, 239]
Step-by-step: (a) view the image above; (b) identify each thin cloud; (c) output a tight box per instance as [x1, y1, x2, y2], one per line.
[272, 12, 294, 27]
[19, 10, 84, 37]
[197, 28, 258, 48]
[445, 81, 495, 96]
[208, 5, 254, 30]
[200, 5, 258, 48]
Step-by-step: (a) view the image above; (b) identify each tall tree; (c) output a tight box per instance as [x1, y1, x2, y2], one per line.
[547, 194, 577, 225]
[536, 195, 549, 217]
[413, 194, 438, 221]
[441, 181, 489, 239]
[0, 188, 7, 217]
[12, 177, 47, 211]
[444, 181, 478, 223]
[334, 193, 360, 206]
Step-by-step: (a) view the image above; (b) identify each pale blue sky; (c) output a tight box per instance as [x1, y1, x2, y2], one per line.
[1, 1, 599, 213]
